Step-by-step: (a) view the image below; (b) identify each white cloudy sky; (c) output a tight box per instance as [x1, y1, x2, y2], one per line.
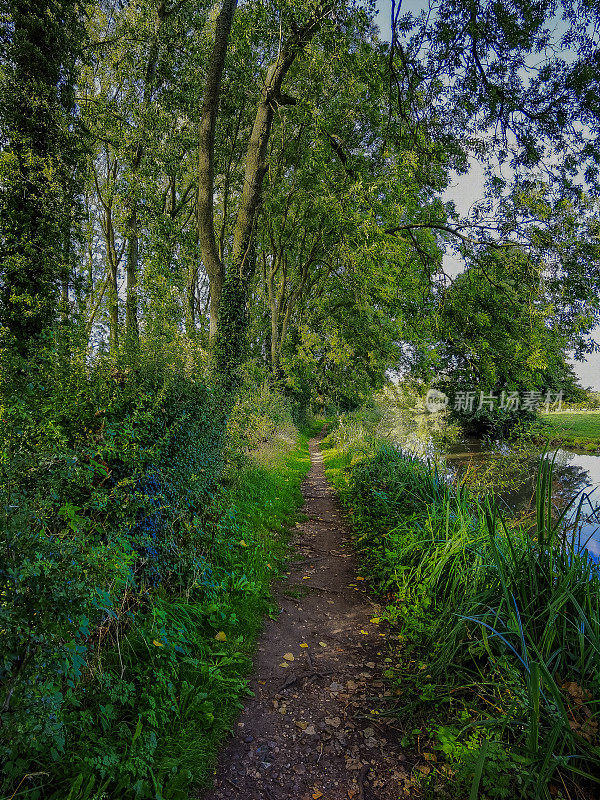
[373, 0, 600, 390]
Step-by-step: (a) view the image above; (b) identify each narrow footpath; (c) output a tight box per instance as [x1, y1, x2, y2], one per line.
[201, 432, 417, 800]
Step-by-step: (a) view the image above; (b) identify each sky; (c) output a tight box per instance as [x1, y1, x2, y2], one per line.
[373, 0, 600, 391]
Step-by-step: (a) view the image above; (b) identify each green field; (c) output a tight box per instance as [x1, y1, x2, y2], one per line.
[539, 411, 600, 449]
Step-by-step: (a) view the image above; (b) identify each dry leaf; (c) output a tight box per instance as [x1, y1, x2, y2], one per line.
[312, 791, 323, 799]
[319, 641, 328, 647]
[152, 639, 163, 647]
[239, 540, 248, 547]
[283, 652, 295, 661]
[369, 617, 380, 624]
[215, 631, 226, 642]
[325, 716, 342, 728]
[295, 720, 308, 730]
[279, 662, 289, 668]
[300, 643, 309, 648]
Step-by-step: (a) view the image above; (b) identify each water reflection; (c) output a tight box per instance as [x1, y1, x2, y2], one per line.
[378, 399, 600, 560]
[445, 443, 600, 561]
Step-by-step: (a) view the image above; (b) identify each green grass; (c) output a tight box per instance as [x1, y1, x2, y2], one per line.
[538, 411, 600, 449]
[321, 422, 600, 800]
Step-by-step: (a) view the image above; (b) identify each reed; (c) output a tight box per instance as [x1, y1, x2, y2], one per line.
[324, 436, 600, 798]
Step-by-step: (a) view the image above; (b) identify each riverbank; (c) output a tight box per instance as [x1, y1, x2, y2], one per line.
[537, 411, 600, 452]
[321, 419, 600, 799]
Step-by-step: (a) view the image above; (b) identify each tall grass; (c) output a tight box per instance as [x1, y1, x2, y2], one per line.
[323, 434, 600, 798]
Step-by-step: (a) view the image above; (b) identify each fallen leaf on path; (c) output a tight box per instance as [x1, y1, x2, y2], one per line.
[369, 617, 380, 624]
[300, 643, 309, 648]
[295, 720, 308, 730]
[215, 631, 227, 641]
[360, 630, 369, 635]
[356, 576, 365, 581]
[325, 717, 341, 728]
[319, 641, 328, 647]
[312, 791, 323, 799]
[283, 652, 295, 661]
[279, 662, 289, 668]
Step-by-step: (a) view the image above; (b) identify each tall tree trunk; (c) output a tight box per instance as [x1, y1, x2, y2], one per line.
[196, 0, 237, 341]
[198, 0, 333, 389]
[125, 209, 139, 350]
[185, 260, 199, 337]
[124, 0, 166, 353]
[215, 10, 331, 385]
[105, 207, 119, 354]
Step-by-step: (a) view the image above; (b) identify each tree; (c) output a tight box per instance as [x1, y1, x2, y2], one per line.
[197, 0, 344, 392]
[0, 0, 86, 371]
[433, 246, 582, 433]
[382, 0, 600, 360]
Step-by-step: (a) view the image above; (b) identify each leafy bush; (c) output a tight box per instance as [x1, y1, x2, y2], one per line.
[0, 355, 312, 799]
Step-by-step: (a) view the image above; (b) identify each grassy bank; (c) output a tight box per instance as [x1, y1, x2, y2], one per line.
[322, 417, 600, 800]
[0, 359, 321, 800]
[538, 411, 600, 451]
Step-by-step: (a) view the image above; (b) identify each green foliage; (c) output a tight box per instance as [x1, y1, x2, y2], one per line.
[323, 427, 600, 798]
[433, 248, 580, 436]
[0, 0, 86, 361]
[0, 353, 312, 799]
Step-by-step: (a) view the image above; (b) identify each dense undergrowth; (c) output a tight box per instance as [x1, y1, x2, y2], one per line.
[0, 349, 319, 800]
[322, 413, 600, 800]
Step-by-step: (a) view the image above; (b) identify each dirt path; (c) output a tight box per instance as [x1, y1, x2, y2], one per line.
[201, 432, 415, 800]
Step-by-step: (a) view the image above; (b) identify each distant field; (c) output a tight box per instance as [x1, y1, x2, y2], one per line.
[539, 411, 600, 447]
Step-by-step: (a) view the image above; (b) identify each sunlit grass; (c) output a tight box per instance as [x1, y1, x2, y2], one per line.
[540, 411, 600, 447]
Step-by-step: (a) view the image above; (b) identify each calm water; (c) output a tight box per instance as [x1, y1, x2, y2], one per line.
[445, 441, 600, 560]
[379, 405, 600, 558]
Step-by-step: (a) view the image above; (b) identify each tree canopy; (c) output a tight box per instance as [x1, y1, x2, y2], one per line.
[0, 0, 598, 402]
